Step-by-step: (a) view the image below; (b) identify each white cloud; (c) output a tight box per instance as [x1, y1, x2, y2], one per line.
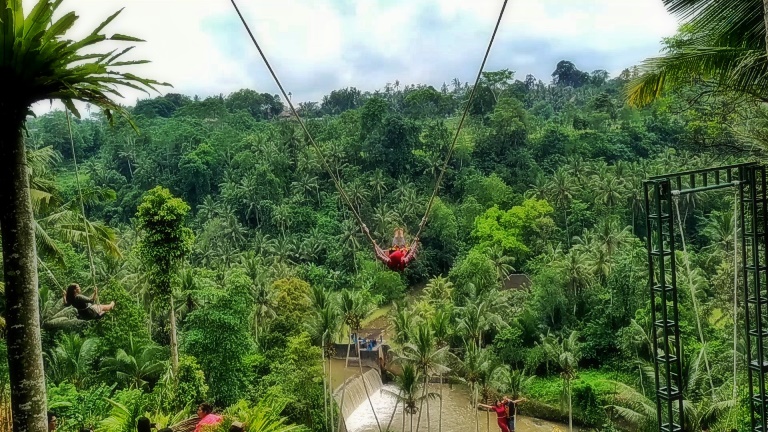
[25, 0, 679, 116]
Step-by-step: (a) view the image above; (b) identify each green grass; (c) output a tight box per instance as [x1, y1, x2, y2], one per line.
[526, 370, 630, 405]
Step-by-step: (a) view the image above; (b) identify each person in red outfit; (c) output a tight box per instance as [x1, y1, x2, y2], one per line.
[369, 227, 419, 271]
[478, 400, 511, 432]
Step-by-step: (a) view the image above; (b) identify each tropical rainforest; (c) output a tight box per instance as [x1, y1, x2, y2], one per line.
[2, 0, 768, 432]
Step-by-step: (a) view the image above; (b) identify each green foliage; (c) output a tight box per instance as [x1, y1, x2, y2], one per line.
[87, 281, 150, 356]
[471, 198, 554, 260]
[23, 44, 765, 431]
[182, 270, 254, 406]
[271, 278, 313, 333]
[47, 382, 115, 432]
[256, 333, 325, 431]
[136, 186, 194, 299]
[492, 326, 525, 367]
[154, 355, 209, 413]
[448, 248, 497, 295]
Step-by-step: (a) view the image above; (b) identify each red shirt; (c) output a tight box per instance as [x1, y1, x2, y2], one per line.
[387, 249, 405, 271]
[492, 405, 506, 419]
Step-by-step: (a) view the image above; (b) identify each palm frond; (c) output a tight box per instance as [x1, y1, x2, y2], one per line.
[3, 0, 171, 129]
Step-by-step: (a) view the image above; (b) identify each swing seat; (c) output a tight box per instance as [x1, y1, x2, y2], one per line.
[75, 306, 104, 321]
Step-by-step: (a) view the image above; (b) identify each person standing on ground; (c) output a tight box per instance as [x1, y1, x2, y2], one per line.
[478, 400, 511, 432]
[503, 396, 526, 431]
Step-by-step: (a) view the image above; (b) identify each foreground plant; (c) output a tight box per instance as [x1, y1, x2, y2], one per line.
[0, 1, 167, 430]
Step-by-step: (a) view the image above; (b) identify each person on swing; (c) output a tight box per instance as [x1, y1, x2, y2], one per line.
[63, 283, 115, 320]
[369, 227, 419, 271]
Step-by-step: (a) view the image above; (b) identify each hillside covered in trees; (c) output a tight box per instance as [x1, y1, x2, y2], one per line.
[11, 53, 763, 432]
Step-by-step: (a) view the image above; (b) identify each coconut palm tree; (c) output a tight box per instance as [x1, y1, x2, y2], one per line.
[1, 1, 167, 429]
[628, 0, 768, 106]
[429, 307, 453, 432]
[43, 334, 98, 390]
[606, 350, 738, 432]
[383, 364, 438, 432]
[306, 286, 341, 432]
[455, 343, 492, 432]
[541, 331, 580, 432]
[398, 324, 449, 431]
[223, 399, 304, 432]
[99, 334, 166, 390]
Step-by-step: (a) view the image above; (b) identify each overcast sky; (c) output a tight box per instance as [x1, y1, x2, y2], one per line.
[29, 0, 679, 115]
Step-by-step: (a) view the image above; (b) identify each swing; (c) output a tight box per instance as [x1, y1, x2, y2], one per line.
[54, 108, 114, 321]
[230, 0, 509, 271]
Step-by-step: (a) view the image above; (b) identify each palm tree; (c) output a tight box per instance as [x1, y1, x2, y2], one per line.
[383, 364, 438, 432]
[429, 308, 453, 432]
[546, 169, 577, 244]
[223, 398, 304, 432]
[500, 367, 535, 400]
[306, 286, 341, 432]
[99, 334, 166, 390]
[390, 302, 419, 346]
[368, 169, 388, 204]
[43, 334, 98, 390]
[339, 289, 381, 431]
[456, 343, 491, 432]
[606, 351, 738, 432]
[457, 300, 506, 348]
[423, 276, 454, 307]
[487, 245, 515, 283]
[541, 331, 580, 432]
[398, 324, 449, 431]
[627, 0, 767, 106]
[1, 2, 167, 428]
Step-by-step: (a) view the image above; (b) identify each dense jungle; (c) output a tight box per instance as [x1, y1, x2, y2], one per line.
[2, 0, 768, 432]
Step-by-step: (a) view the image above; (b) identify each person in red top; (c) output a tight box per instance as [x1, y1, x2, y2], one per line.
[367, 227, 419, 271]
[478, 400, 511, 432]
[194, 403, 222, 432]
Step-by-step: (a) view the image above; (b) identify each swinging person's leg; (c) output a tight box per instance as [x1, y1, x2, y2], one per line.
[92, 301, 115, 315]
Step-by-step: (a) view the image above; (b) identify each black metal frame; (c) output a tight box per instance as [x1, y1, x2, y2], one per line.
[644, 162, 768, 431]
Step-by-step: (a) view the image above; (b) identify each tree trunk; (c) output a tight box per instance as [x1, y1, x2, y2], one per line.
[385, 395, 400, 432]
[322, 336, 329, 431]
[169, 296, 179, 373]
[473, 387, 479, 432]
[328, 356, 335, 432]
[0, 115, 48, 432]
[337, 385, 347, 432]
[415, 375, 427, 431]
[566, 380, 573, 432]
[764, 0, 768, 56]
[439, 374, 443, 432]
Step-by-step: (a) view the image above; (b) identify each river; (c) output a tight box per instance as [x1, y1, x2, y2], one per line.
[341, 378, 578, 432]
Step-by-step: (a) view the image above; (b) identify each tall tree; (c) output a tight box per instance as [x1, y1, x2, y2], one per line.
[628, 0, 767, 105]
[0, 2, 165, 431]
[136, 186, 193, 373]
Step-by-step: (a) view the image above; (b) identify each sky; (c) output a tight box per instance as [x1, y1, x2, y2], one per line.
[28, 0, 680, 115]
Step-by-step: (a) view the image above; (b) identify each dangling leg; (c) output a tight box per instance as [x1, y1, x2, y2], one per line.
[90, 301, 115, 318]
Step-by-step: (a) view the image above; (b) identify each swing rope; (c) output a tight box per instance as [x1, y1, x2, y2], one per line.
[413, 0, 509, 242]
[230, 0, 508, 248]
[672, 192, 716, 397]
[65, 108, 99, 303]
[229, 0, 375, 246]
